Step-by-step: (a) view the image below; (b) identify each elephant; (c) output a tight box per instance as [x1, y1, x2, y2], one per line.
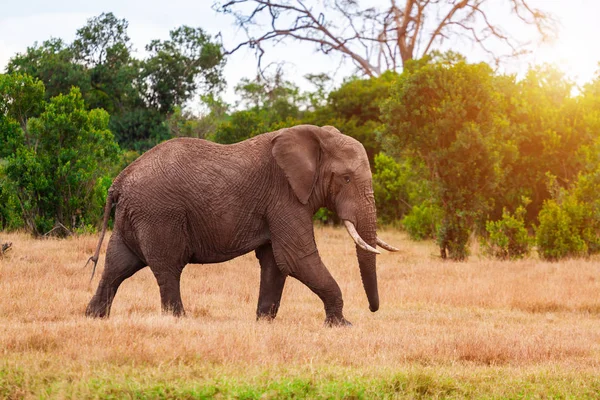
[85, 124, 398, 326]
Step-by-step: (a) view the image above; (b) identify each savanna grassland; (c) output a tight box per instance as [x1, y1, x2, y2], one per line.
[1, 226, 600, 399]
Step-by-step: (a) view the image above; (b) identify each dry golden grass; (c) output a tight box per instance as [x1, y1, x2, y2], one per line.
[1, 226, 600, 397]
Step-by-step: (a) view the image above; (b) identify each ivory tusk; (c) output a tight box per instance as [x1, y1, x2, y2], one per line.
[376, 237, 399, 252]
[343, 220, 380, 254]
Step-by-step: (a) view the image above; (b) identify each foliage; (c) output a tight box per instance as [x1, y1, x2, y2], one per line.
[0, 73, 45, 133]
[535, 198, 589, 261]
[213, 70, 304, 144]
[141, 26, 225, 114]
[6, 13, 225, 151]
[535, 169, 600, 261]
[1, 81, 120, 235]
[306, 71, 397, 165]
[492, 66, 588, 224]
[383, 58, 506, 259]
[372, 152, 432, 226]
[481, 203, 532, 260]
[402, 203, 443, 241]
[0, 165, 22, 231]
[166, 99, 228, 140]
[6, 38, 90, 101]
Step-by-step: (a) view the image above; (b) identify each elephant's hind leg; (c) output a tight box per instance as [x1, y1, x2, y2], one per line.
[86, 233, 146, 318]
[150, 266, 185, 317]
[256, 244, 287, 320]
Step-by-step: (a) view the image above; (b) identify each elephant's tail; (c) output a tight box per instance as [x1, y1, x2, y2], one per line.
[85, 188, 115, 284]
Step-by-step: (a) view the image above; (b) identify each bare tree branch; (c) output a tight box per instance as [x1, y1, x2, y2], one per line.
[214, 0, 556, 76]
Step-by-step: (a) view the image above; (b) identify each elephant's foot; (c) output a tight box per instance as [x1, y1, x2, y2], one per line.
[85, 298, 110, 319]
[256, 314, 276, 323]
[161, 303, 186, 317]
[256, 302, 280, 321]
[324, 315, 352, 327]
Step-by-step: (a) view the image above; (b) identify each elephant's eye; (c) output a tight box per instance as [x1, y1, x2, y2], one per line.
[343, 175, 351, 184]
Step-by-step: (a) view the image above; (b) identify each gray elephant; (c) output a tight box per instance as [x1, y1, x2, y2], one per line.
[86, 125, 397, 325]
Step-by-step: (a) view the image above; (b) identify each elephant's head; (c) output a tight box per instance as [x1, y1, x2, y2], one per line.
[272, 124, 398, 313]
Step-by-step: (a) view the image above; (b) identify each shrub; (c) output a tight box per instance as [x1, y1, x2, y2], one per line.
[437, 214, 471, 261]
[481, 206, 531, 260]
[535, 199, 588, 261]
[373, 152, 432, 226]
[402, 203, 442, 241]
[4, 87, 120, 235]
[0, 166, 23, 231]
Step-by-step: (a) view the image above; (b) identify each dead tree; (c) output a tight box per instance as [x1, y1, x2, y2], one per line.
[215, 0, 556, 76]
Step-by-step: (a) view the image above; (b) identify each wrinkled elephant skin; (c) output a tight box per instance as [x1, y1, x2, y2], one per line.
[85, 125, 398, 325]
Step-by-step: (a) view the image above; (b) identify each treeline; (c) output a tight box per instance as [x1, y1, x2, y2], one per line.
[2, 14, 600, 261]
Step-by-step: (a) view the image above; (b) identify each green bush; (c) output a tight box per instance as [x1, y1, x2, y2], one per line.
[402, 203, 442, 241]
[481, 206, 531, 260]
[313, 207, 338, 225]
[437, 214, 471, 261]
[0, 166, 23, 231]
[535, 199, 589, 261]
[4, 87, 120, 235]
[373, 152, 433, 226]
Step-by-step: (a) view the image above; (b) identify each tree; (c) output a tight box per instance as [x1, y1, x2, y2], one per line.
[213, 67, 304, 143]
[3, 85, 120, 235]
[71, 12, 131, 68]
[6, 13, 226, 151]
[6, 38, 90, 101]
[141, 26, 226, 114]
[492, 65, 590, 224]
[216, 0, 555, 76]
[309, 70, 397, 164]
[382, 56, 506, 259]
[166, 96, 229, 140]
[0, 73, 45, 145]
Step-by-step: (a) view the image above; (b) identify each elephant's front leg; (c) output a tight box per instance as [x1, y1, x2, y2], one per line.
[255, 243, 287, 320]
[274, 244, 351, 327]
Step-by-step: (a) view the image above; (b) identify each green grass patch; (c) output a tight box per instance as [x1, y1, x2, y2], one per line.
[1, 362, 600, 399]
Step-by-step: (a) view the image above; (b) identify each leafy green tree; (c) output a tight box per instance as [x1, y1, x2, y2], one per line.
[5, 13, 225, 152]
[383, 57, 506, 260]
[213, 70, 303, 144]
[535, 198, 589, 261]
[402, 202, 443, 241]
[372, 152, 433, 226]
[3, 86, 120, 235]
[0, 164, 22, 231]
[0, 73, 45, 148]
[6, 38, 90, 101]
[167, 97, 229, 140]
[71, 12, 131, 68]
[141, 26, 225, 114]
[493, 66, 588, 225]
[306, 71, 397, 165]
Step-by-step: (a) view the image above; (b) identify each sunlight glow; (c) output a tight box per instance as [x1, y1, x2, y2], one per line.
[525, 1, 600, 87]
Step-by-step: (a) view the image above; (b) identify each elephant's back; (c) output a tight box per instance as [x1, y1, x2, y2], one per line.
[111, 135, 276, 213]
[110, 135, 275, 261]
[114, 138, 217, 186]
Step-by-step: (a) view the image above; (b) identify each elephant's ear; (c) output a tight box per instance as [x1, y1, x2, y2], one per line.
[272, 126, 321, 205]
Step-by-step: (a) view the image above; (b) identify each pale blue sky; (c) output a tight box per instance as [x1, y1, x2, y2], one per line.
[1, 0, 599, 106]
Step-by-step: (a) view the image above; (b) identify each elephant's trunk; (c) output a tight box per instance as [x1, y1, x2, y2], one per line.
[355, 206, 379, 313]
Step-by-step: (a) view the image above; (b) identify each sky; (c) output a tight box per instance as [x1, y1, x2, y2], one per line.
[1, 0, 599, 107]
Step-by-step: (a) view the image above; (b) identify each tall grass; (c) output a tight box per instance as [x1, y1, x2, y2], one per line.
[1, 226, 599, 398]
